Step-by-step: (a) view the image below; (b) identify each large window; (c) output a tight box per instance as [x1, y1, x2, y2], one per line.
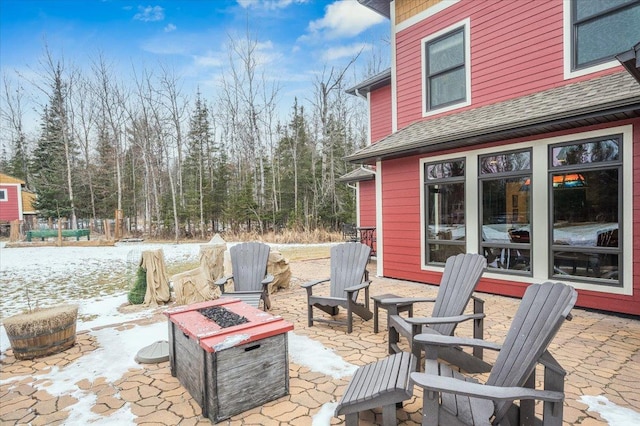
[571, 0, 640, 71]
[479, 150, 531, 274]
[422, 20, 469, 114]
[550, 136, 622, 285]
[424, 159, 466, 264]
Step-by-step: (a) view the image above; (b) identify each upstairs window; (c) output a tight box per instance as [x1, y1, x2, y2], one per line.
[422, 19, 470, 115]
[571, 0, 640, 71]
[0, 189, 6, 201]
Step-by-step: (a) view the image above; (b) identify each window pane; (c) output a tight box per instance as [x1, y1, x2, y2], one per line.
[427, 183, 465, 240]
[482, 177, 531, 229]
[425, 160, 465, 179]
[553, 251, 619, 280]
[429, 244, 466, 263]
[430, 67, 465, 108]
[576, 4, 640, 66]
[485, 247, 531, 271]
[428, 30, 464, 74]
[480, 152, 531, 174]
[575, 0, 636, 20]
[551, 139, 619, 166]
[552, 169, 618, 245]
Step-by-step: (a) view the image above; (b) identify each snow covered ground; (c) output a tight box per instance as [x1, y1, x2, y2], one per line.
[0, 241, 351, 425]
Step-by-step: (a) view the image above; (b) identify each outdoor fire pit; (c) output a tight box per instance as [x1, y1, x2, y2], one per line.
[164, 298, 294, 423]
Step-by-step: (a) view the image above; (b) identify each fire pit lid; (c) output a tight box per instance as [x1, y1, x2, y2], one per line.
[165, 298, 293, 353]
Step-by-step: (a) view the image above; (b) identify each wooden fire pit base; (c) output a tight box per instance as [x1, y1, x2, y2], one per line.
[165, 299, 293, 423]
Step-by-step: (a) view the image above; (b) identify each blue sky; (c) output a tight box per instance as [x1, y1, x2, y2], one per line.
[0, 0, 389, 127]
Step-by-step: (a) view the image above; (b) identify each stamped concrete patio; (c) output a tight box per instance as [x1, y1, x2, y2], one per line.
[1, 256, 639, 425]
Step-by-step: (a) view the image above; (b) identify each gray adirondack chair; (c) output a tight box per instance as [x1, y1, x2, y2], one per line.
[412, 281, 577, 426]
[386, 253, 490, 373]
[214, 242, 274, 310]
[301, 242, 373, 333]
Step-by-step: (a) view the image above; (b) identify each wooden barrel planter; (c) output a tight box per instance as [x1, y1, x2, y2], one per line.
[3, 305, 78, 360]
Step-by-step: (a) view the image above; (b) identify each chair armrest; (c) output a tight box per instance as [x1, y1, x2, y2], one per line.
[405, 313, 485, 326]
[261, 274, 275, 285]
[215, 275, 233, 286]
[470, 294, 485, 304]
[380, 297, 436, 305]
[411, 374, 565, 403]
[414, 333, 502, 352]
[300, 278, 330, 289]
[344, 280, 371, 292]
[538, 351, 566, 376]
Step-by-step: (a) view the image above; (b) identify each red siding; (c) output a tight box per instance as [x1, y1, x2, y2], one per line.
[379, 119, 640, 315]
[0, 185, 20, 221]
[381, 156, 425, 282]
[394, 0, 624, 129]
[358, 180, 376, 227]
[370, 85, 393, 143]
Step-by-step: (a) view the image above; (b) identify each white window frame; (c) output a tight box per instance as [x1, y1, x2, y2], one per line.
[421, 18, 471, 117]
[419, 125, 633, 296]
[562, 0, 637, 80]
[0, 189, 7, 202]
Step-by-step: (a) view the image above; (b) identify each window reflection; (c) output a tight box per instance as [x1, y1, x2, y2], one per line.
[479, 150, 531, 274]
[425, 159, 465, 264]
[551, 137, 621, 284]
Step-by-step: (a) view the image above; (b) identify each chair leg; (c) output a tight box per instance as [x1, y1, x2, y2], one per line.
[262, 291, 271, 311]
[388, 321, 399, 355]
[420, 390, 439, 426]
[347, 304, 353, 334]
[308, 304, 313, 327]
[345, 413, 358, 426]
[382, 404, 398, 426]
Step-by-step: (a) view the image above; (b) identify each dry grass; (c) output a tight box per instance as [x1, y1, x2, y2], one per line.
[217, 229, 345, 244]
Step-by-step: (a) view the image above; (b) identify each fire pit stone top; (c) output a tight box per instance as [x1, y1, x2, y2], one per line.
[165, 298, 293, 353]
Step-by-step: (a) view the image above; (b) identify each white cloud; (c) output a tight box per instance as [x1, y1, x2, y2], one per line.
[193, 54, 223, 68]
[321, 42, 371, 62]
[164, 23, 176, 32]
[237, 0, 309, 10]
[133, 5, 165, 22]
[308, 0, 384, 39]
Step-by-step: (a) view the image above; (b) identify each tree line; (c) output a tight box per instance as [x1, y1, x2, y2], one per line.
[0, 35, 379, 240]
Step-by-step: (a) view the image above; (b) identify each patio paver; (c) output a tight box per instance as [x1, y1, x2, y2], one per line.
[1, 257, 639, 425]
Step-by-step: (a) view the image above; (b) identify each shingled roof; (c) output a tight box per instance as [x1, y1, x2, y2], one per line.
[346, 71, 640, 164]
[336, 166, 376, 183]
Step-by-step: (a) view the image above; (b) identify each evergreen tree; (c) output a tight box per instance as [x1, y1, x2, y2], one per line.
[184, 91, 212, 237]
[30, 64, 78, 221]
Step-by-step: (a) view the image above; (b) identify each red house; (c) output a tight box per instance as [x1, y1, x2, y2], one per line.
[346, 0, 640, 316]
[0, 173, 36, 229]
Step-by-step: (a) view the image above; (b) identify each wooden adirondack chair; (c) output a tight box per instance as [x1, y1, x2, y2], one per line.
[386, 253, 489, 373]
[301, 242, 373, 333]
[412, 281, 577, 426]
[214, 242, 274, 310]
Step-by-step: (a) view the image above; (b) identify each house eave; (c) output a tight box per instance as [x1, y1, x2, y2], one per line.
[357, 0, 390, 18]
[616, 42, 640, 85]
[346, 68, 391, 97]
[336, 167, 376, 183]
[347, 103, 640, 164]
[346, 72, 640, 165]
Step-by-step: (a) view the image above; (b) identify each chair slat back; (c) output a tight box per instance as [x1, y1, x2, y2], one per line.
[488, 282, 577, 422]
[329, 242, 371, 299]
[229, 242, 271, 292]
[431, 253, 487, 336]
